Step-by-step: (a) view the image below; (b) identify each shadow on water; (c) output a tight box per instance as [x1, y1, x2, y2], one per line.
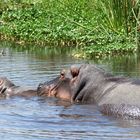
[0, 41, 140, 140]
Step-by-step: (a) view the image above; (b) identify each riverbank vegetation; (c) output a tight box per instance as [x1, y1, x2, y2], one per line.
[0, 0, 139, 58]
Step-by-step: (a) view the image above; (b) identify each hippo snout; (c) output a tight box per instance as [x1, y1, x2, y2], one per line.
[37, 82, 54, 97]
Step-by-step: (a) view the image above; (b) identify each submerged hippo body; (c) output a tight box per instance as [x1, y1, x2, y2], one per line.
[72, 64, 140, 119]
[38, 64, 140, 119]
[0, 77, 37, 98]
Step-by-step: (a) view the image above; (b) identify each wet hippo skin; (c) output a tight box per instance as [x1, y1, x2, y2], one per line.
[37, 65, 79, 101]
[72, 64, 140, 119]
[0, 77, 37, 98]
[37, 77, 72, 101]
[38, 64, 140, 119]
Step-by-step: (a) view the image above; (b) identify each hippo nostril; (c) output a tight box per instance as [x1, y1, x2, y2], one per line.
[37, 84, 44, 96]
[1, 87, 7, 94]
[38, 83, 43, 89]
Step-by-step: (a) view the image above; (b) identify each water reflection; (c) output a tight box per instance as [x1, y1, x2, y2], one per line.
[0, 41, 140, 140]
[0, 41, 83, 86]
[91, 54, 140, 77]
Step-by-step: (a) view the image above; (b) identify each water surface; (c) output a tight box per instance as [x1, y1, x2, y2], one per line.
[0, 41, 140, 140]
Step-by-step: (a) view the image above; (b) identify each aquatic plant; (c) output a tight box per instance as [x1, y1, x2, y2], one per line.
[0, 0, 139, 58]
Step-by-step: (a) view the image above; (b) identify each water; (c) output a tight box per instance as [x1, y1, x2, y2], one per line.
[0, 41, 140, 140]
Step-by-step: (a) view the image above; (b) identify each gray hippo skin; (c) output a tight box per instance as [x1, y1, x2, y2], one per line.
[72, 64, 140, 119]
[37, 76, 72, 101]
[0, 77, 37, 98]
[38, 64, 140, 119]
[37, 67, 79, 101]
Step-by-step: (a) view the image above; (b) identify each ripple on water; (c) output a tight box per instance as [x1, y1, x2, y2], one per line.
[0, 98, 139, 140]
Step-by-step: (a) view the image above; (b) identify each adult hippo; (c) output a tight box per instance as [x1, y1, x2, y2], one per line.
[0, 77, 37, 98]
[38, 64, 140, 119]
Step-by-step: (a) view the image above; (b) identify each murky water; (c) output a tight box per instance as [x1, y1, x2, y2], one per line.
[1, 41, 140, 140]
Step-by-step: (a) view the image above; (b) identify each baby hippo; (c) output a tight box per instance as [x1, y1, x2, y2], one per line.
[37, 65, 80, 101]
[0, 77, 37, 99]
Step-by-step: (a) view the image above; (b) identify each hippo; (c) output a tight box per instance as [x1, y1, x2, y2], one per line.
[0, 77, 37, 99]
[38, 64, 140, 119]
[37, 70, 75, 101]
[37, 66, 79, 101]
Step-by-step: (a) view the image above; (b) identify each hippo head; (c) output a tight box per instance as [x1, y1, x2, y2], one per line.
[37, 76, 61, 97]
[0, 77, 15, 97]
[37, 65, 80, 101]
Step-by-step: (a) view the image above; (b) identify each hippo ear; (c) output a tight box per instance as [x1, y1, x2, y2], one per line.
[70, 65, 80, 78]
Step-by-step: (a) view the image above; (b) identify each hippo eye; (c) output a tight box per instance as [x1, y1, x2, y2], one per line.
[61, 73, 65, 76]
[60, 71, 66, 80]
[60, 69, 66, 76]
